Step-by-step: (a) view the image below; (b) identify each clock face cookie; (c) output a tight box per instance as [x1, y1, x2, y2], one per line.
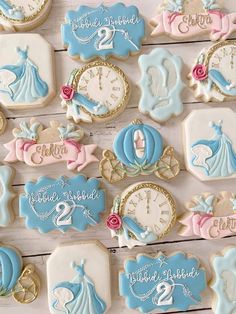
[150, 0, 236, 41]
[189, 41, 236, 102]
[47, 241, 111, 314]
[119, 251, 207, 313]
[139, 48, 185, 123]
[179, 192, 236, 239]
[211, 246, 236, 314]
[61, 3, 145, 61]
[0, 34, 55, 109]
[100, 119, 180, 183]
[0, 0, 52, 31]
[61, 61, 130, 123]
[106, 182, 176, 249]
[20, 175, 105, 233]
[4, 118, 98, 172]
[183, 108, 236, 181]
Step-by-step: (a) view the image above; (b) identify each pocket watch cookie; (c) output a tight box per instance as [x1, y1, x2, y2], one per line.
[61, 61, 130, 123]
[20, 175, 105, 233]
[4, 118, 98, 172]
[0, 34, 55, 109]
[150, 0, 236, 41]
[0, 244, 40, 304]
[139, 48, 185, 123]
[0, 110, 6, 134]
[100, 119, 180, 183]
[183, 108, 236, 181]
[189, 41, 236, 102]
[0, 0, 52, 32]
[47, 241, 111, 314]
[0, 165, 15, 227]
[61, 3, 145, 61]
[106, 182, 176, 249]
[179, 192, 236, 240]
[211, 246, 236, 314]
[119, 251, 207, 313]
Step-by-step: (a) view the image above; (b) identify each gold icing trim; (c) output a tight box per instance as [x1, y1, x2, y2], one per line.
[119, 182, 176, 240]
[71, 60, 130, 120]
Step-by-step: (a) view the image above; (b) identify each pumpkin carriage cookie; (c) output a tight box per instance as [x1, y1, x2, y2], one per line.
[106, 182, 176, 249]
[47, 241, 111, 314]
[119, 251, 207, 313]
[179, 192, 236, 239]
[100, 120, 180, 183]
[61, 61, 130, 123]
[0, 0, 52, 32]
[4, 118, 98, 172]
[0, 244, 40, 304]
[150, 0, 236, 41]
[61, 3, 145, 61]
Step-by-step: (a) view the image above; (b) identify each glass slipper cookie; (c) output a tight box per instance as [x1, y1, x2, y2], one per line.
[183, 107, 236, 181]
[100, 119, 180, 183]
[106, 182, 176, 249]
[61, 3, 145, 61]
[139, 48, 185, 123]
[189, 41, 236, 102]
[0, 244, 40, 304]
[61, 61, 130, 123]
[150, 0, 236, 41]
[211, 246, 236, 314]
[179, 192, 236, 240]
[0, 0, 52, 32]
[47, 241, 111, 314]
[0, 34, 55, 109]
[119, 251, 207, 313]
[0, 110, 6, 134]
[0, 165, 15, 227]
[4, 118, 98, 172]
[19, 175, 105, 233]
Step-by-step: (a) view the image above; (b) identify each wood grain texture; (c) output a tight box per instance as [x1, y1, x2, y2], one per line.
[1, 0, 236, 313]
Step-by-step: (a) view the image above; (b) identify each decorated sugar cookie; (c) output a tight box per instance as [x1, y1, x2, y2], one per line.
[61, 61, 130, 123]
[0, 244, 40, 304]
[100, 120, 180, 183]
[4, 118, 98, 172]
[189, 41, 236, 102]
[150, 0, 236, 41]
[0, 0, 52, 32]
[0, 110, 6, 134]
[47, 241, 111, 314]
[119, 251, 207, 313]
[183, 108, 236, 181]
[20, 175, 105, 233]
[0, 34, 55, 109]
[107, 182, 176, 249]
[0, 165, 15, 227]
[179, 192, 236, 239]
[139, 48, 185, 123]
[61, 3, 145, 61]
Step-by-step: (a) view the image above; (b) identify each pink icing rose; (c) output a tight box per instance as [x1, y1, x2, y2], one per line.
[61, 85, 75, 100]
[106, 213, 122, 231]
[192, 64, 208, 81]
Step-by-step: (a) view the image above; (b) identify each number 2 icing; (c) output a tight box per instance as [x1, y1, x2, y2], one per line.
[119, 252, 207, 313]
[150, 0, 236, 41]
[19, 175, 105, 233]
[4, 119, 98, 172]
[61, 3, 145, 61]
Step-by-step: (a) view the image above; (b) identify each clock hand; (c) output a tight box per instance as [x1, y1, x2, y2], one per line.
[99, 72, 102, 91]
[146, 191, 151, 214]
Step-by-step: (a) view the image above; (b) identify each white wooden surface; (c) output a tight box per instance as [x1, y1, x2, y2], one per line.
[1, 0, 236, 313]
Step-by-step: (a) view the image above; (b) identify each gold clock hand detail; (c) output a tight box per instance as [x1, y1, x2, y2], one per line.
[146, 190, 151, 214]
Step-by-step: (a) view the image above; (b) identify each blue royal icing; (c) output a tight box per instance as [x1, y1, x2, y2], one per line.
[19, 175, 105, 233]
[0, 0, 24, 20]
[139, 48, 185, 122]
[61, 3, 145, 60]
[0, 245, 22, 296]
[119, 252, 207, 313]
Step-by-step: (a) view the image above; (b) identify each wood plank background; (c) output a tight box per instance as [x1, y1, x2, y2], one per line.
[1, 0, 236, 313]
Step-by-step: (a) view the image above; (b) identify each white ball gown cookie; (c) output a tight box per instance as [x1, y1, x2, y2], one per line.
[0, 34, 55, 109]
[183, 108, 236, 181]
